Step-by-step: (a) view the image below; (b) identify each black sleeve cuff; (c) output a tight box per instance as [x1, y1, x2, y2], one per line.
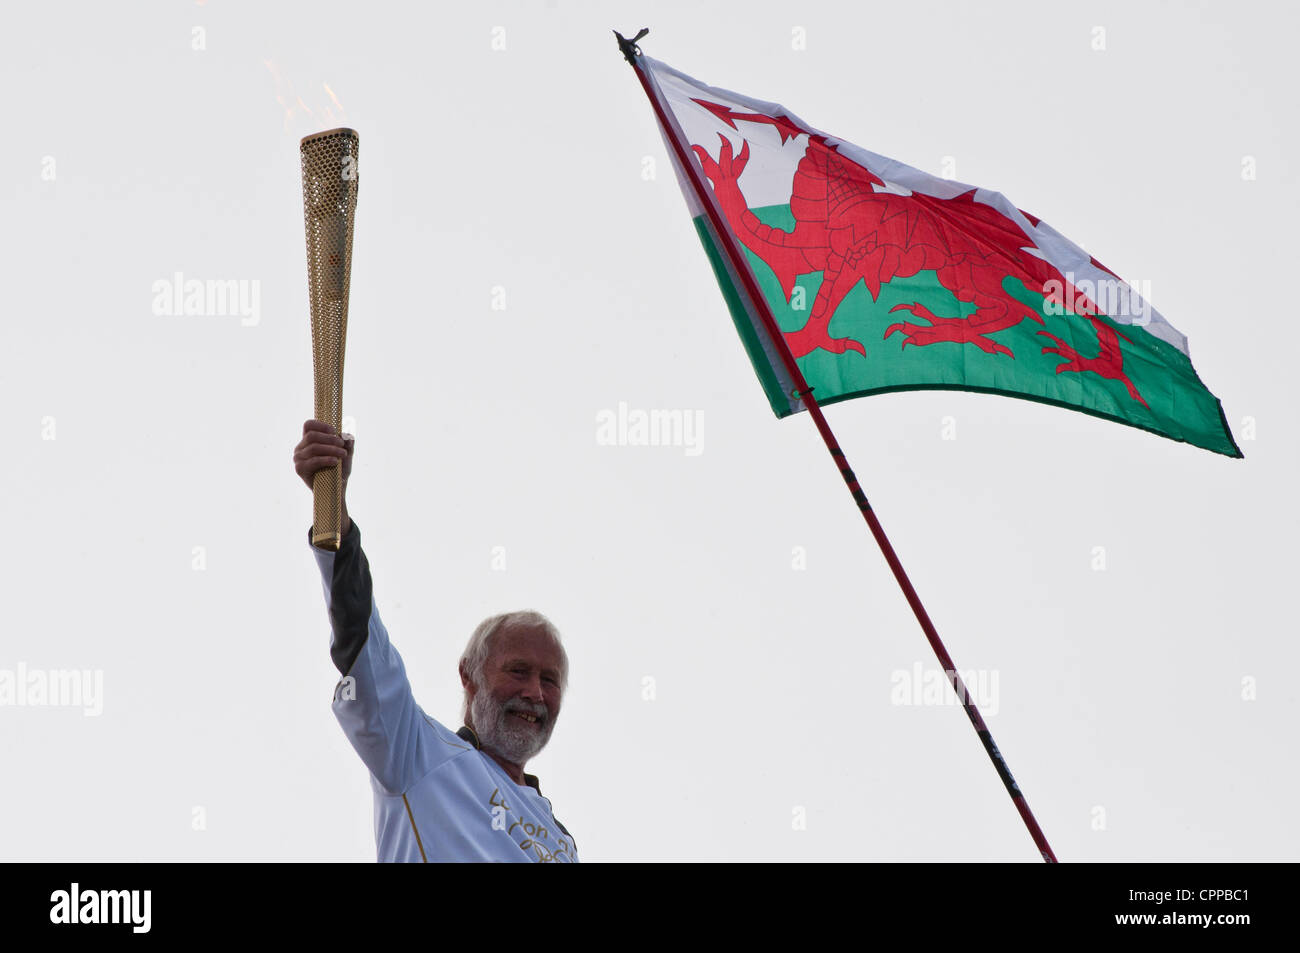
[320, 520, 374, 675]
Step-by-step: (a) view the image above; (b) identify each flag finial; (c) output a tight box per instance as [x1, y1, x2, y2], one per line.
[613, 28, 649, 65]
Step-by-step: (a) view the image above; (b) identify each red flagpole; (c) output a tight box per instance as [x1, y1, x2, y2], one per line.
[619, 29, 1058, 863]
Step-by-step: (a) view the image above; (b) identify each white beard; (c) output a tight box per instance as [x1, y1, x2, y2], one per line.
[470, 690, 554, 766]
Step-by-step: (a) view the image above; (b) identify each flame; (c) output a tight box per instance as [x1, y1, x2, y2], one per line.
[323, 83, 345, 116]
[265, 60, 348, 134]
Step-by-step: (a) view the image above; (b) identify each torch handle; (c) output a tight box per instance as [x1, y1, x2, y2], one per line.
[311, 452, 343, 551]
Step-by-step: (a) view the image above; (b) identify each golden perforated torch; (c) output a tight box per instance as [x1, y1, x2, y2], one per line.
[300, 127, 360, 551]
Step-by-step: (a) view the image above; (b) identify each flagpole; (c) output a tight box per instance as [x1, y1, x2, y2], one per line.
[617, 29, 1059, 863]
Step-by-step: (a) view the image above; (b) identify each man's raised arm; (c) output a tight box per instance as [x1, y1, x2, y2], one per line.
[295, 419, 440, 794]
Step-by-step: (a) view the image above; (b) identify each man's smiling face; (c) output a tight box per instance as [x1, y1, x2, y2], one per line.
[464, 623, 565, 767]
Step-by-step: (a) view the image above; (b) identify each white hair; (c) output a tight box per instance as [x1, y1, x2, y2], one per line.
[460, 610, 568, 720]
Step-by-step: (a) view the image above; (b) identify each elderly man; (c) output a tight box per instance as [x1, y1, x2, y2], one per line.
[294, 419, 578, 862]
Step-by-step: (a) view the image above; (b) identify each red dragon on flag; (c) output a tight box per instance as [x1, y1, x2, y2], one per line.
[689, 100, 1148, 409]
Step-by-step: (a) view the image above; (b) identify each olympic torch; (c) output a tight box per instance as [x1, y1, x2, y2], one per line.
[301, 127, 360, 551]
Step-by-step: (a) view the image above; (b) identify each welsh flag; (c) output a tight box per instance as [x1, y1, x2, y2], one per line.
[637, 54, 1242, 458]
